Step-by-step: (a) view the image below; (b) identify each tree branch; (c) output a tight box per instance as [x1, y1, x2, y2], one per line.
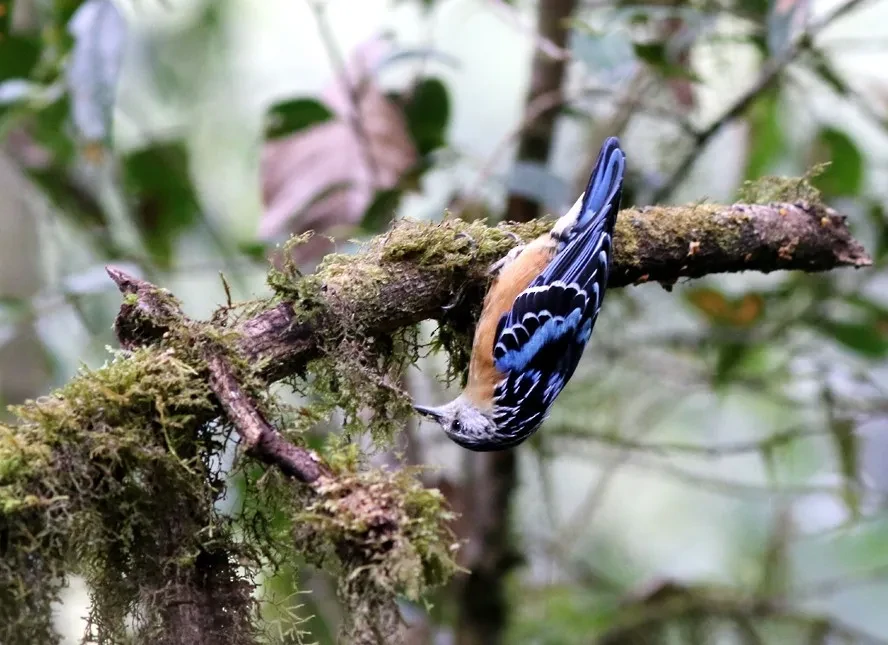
[229, 201, 869, 384]
[102, 200, 868, 497]
[2, 195, 870, 645]
[504, 0, 579, 223]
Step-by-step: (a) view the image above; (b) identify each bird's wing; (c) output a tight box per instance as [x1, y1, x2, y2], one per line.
[487, 138, 624, 443]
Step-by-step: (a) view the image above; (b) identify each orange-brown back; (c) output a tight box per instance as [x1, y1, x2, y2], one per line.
[464, 235, 556, 408]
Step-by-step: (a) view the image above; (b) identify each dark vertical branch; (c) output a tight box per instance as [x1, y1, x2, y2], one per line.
[504, 0, 578, 223]
[456, 449, 522, 645]
[457, 2, 578, 643]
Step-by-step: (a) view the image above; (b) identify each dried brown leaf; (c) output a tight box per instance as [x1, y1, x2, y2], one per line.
[259, 36, 418, 258]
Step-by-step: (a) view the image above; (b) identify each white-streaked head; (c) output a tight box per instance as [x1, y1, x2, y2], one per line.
[413, 395, 499, 450]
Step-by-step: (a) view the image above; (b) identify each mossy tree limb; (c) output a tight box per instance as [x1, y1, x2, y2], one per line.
[0, 199, 871, 645]
[105, 267, 458, 643]
[235, 200, 870, 381]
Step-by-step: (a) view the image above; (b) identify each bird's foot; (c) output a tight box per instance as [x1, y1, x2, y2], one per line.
[455, 231, 477, 250]
[488, 233, 525, 277]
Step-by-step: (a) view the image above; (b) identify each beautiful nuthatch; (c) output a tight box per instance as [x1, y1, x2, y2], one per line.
[414, 137, 625, 451]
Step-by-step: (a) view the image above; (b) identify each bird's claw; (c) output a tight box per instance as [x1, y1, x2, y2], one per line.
[488, 240, 526, 277]
[442, 286, 467, 312]
[455, 231, 477, 250]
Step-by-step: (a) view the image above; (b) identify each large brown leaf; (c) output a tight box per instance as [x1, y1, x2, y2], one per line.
[259, 37, 418, 260]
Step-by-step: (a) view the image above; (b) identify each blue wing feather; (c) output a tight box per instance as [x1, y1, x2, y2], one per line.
[488, 136, 626, 446]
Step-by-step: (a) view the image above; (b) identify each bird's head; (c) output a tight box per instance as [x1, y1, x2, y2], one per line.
[413, 396, 500, 451]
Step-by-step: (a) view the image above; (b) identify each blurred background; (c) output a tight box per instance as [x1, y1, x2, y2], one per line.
[3, 0, 888, 642]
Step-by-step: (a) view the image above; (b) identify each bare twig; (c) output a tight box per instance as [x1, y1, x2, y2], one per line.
[553, 425, 835, 458]
[504, 0, 580, 224]
[458, 82, 695, 211]
[205, 353, 331, 484]
[106, 266, 332, 485]
[305, 0, 381, 185]
[597, 579, 888, 645]
[488, 0, 571, 61]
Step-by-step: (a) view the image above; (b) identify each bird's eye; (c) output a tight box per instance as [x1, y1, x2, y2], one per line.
[451, 419, 462, 432]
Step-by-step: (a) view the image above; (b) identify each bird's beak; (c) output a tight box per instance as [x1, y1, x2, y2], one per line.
[413, 404, 444, 423]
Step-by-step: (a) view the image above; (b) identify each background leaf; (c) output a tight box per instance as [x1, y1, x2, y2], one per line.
[0, 34, 41, 80]
[265, 98, 335, 140]
[123, 143, 200, 268]
[402, 77, 450, 156]
[808, 127, 863, 197]
[744, 88, 784, 181]
[811, 319, 888, 357]
[65, 0, 127, 145]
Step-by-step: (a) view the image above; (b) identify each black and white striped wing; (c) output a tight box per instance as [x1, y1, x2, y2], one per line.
[490, 229, 612, 445]
[488, 138, 624, 446]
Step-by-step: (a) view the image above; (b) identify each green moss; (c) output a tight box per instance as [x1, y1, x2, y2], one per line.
[295, 459, 460, 641]
[737, 164, 827, 204]
[4, 214, 563, 643]
[1, 348, 258, 645]
[380, 216, 551, 269]
[616, 203, 751, 274]
[287, 327, 418, 446]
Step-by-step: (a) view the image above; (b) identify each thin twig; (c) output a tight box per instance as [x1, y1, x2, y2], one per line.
[205, 352, 331, 484]
[793, 563, 888, 600]
[459, 83, 700, 211]
[553, 425, 835, 458]
[594, 580, 888, 645]
[305, 0, 381, 185]
[488, 0, 571, 61]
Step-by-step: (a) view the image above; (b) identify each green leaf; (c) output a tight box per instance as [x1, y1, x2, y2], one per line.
[808, 127, 863, 197]
[829, 417, 860, 518]
[0, 34, 41, 80]
[264, 97, 334, 140]
[865, 201, 888, 261]
[22, 97, 109, 232]
[0, 1, 12, 39]
[360, 188, 402, 234]
[25, 95, 77, 167]
[739, 0, 771, 22]
[814, 319, 888, 357]
[633, 42, 700, 81]
[714, 342, 750, 384]
[744, 87, 784, 180]
[123, 143, 201, 268]
[403, 77, 450, 156]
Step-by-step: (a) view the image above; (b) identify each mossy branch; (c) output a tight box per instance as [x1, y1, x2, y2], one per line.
[230, 200, 870, 382]
[0, 198, 871, 645]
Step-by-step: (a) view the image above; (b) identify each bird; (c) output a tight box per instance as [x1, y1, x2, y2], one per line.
[413, 136, 626, 451]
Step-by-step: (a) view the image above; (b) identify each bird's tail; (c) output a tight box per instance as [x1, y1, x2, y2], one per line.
[553, 137, 626, 245]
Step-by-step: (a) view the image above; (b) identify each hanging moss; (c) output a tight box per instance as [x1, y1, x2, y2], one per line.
[1, 215, 571, 644]
[1, 348, 259, 645]
[294, 456, 460, 643]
